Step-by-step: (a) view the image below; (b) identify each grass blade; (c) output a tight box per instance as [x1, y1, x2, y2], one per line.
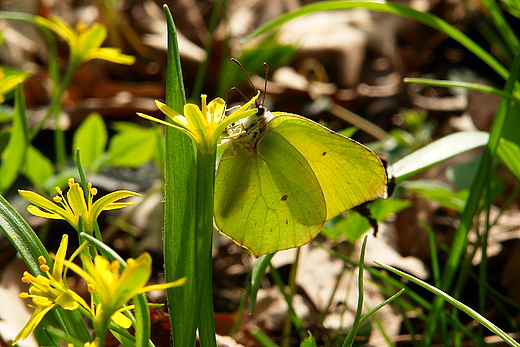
[390, 131, 489, 183]
[375, 261, 520, 347]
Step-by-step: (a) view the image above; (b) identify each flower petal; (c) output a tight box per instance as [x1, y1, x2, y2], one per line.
[78, 23, 106, 53]
[136, 276, 187, 295]
[207, 97, 226, 123]
[12, 304, 54, 345]
[101, 202, 135, 211]
[35, 16, 76, 48]
[55, 291, 79, 310]
[184, 103, 207, 135]
[111, 311, 132, 329]
[215, 92, 260, 134]
[155, 101, 182, 121]
[112, 253, 151, 304]
[89, 191, 140, 228]
[52, 234, 68, 280]
[89, 48, 136, 65]
[66, 181, 88, 220]
[19, 190, 62, 212]
[26, 205, 66, 220]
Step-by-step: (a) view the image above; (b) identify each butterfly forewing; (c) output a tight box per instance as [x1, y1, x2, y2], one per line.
[269, 113, 388, 220]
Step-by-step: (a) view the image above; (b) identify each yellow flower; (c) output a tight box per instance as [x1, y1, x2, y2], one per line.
[83, 338, 100, 347]
[0, 67, 30, 103]
[13, 235, 89, 346]
[138, 92, 260, 154]
[19, 178, 140, 233]
[63, 252, 185, 333]
[35, 16, 135, 69]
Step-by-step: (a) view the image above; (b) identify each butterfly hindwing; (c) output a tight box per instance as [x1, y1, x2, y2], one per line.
[215, 131, 326, 256]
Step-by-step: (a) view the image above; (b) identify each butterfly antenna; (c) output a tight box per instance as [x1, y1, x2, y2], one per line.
[227, 86, 248, 102]
[231, 58, 257, 93]
[262, 62, 269, 105]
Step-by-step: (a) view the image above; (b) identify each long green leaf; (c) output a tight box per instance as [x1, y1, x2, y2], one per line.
[250, 253, 276, 312]
[22, 146, 54, 189]
[390, 131, 489, 183]
[162, 6, 197, 347]
[342, 236, 367, 347]
[375, 261, 520, 347]
[404, 78, 520, 104]
[497, 138, 520, 181]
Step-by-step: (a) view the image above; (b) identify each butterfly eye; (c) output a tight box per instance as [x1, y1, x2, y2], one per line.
[257, 105, 266, 117]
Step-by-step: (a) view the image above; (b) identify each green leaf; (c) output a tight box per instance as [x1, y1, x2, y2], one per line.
[72, 112, 107, 170]
[369, 198, 412, 222]
[497, 138, 520, 181]
[390, 131, 489, 183]
[401, 180, 469, 212]
[301, 333, 317, 347]
[106, 122, 157, 167]
[0, 84, 28, 193]
[334, 210, 371, 243]
[0, 126, 10, 153]
[22, 145, 54, 188]
[500, 0, 520, 18]
[250, 253, 275, 312]
[161, 6, 197, 347]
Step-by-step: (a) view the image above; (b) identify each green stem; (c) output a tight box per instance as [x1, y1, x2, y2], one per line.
[195, 150, 217, 347]
[282, 248, 300, 347]
[29, 61, 75, 171]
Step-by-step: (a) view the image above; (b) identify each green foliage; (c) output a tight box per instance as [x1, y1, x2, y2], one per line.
[498, 138, 520, 180]
[72, 113, 160, 173]
[402, 180, 468, 212]
[0, 85, 28, 193]
[500, 0, 520, 18]
[73, 113, 108, 170]
[322, 198, 411, 243]
[106, 122, 159, 168]
[22, 146, 54, 189]
[300, 334, 317, 347]
[390, 131, 490, 183]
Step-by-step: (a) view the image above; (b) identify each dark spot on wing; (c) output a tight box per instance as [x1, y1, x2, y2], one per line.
[281, 195, 288, 201]
[322, 152, 327, 156]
